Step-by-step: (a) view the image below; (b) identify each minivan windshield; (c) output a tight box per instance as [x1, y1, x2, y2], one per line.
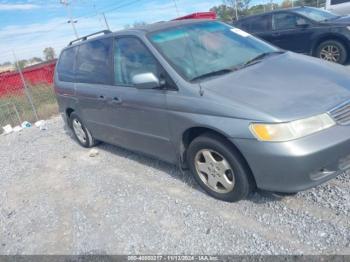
[149, 21, 279, 81]
[294, 7, 339, 22]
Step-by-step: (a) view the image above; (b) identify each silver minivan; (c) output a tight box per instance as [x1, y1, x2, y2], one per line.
[54, 19, 350, 202]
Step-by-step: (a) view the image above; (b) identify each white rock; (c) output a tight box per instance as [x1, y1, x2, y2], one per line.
[89, 149, 99, 157]
[319, 232, 327, 238]
[35, 120, 48, 130]
[2, 124, 13, 134]
[13, 126, 23, 132]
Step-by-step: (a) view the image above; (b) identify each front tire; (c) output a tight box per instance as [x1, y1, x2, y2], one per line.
[186, 133, 254, 202]
[70, 112, 97, 148]
[316, 40, 347, 64]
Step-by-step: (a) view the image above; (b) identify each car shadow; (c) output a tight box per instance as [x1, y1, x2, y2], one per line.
[64, 127, 282, 204]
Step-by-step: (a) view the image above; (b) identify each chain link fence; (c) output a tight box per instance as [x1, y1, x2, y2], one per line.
[0, 57, 58, 134]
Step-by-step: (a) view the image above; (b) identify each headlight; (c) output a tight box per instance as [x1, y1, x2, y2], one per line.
[249, 113, 335, 142]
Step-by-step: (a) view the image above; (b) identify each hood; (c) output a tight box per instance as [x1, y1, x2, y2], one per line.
[323, 15, 350, 25]
[201, 52, 350, 122]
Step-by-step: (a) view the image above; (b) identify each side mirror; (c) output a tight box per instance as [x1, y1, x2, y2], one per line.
[132, 73, 160, 89]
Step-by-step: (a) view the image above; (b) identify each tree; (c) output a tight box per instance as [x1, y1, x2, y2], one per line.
[210, 4, 235, 22]
[43, 47, 56, 61]
[247, 4, 268, 15]
[17, 59, 28, 70]
[210, 0, 252, 22]
[133, 21, 147, 27]
[29, 57, 43, 64]
[124, 21, 147, 29]
[224, 0, 251, 16]
[281, 0, 293, 8]
[1, 61, 12, 67]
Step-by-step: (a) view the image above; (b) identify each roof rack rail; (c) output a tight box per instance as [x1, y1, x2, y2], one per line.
[68, 30, 112, 46]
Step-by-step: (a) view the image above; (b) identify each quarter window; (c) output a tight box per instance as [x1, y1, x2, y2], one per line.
[114, 37, 159, 86]
[57, 47, 77, 82]
[75, 38, 113, 85]
[248, 15, 272, 33]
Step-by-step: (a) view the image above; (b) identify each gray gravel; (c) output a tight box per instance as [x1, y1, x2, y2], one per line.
[0, 116, 349, 255]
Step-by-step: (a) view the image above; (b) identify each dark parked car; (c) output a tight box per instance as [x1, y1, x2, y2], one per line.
[234, 7, 350, 64]
[55, 20, 350, 202]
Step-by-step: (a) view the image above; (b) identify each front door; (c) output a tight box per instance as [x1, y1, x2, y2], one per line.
[101, 36, 177, 163]
[271, 12, 313, 54]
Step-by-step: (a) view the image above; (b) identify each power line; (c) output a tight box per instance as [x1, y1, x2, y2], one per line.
[76, 0, 137, 19]
[172, 0, 180, 16]
[1, 0, 174, 62]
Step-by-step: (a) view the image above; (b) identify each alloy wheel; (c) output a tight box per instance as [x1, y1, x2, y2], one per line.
[72, 119, 87, 144]
[320, 45, 341, 62]
[194, 149, 235, 194]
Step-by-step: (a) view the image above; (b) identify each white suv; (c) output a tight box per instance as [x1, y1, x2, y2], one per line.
[326, 0, 350, 15]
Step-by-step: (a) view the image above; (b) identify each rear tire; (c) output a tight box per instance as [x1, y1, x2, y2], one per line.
[186, 133, 254, 202]
[316, 40, 347, 64]
[69, 112, 97, 148]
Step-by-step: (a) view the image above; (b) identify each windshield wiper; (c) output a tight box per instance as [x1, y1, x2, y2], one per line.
[191, 51, 284, 81]
[191, 69, 233, 81]
[243, 51, 285, 67]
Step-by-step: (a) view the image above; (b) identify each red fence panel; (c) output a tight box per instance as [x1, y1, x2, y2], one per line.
[173, 11, 217, 21]
[0, 60, 56, 97]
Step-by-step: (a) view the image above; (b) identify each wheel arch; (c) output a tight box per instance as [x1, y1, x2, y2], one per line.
[66, 108, 74, 118]
[312, 33, 349, 56]
[65, 107, 75, 128]
[180, 126, 257, 188]
[182, 126, 249, 163]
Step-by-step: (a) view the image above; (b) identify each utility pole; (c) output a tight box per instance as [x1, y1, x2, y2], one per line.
[60, 0, 79, 39]
[102, 12, 110, 31]
[234, 0, 239, 20]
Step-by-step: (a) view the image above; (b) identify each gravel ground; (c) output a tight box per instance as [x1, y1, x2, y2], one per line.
[0, 116, 349, 255]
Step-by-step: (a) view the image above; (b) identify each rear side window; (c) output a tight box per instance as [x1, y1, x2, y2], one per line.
[76, 38, 113, 85]
[248, 15, 272, 33]
[273, 13, 299, 30]
[57, 47, 77, 82]
[237, 15, 271, 33]
[331, 0, 349, 4]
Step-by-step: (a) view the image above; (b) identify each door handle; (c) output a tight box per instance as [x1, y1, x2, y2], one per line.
[272, 32, 280, 37]
[98, 95, 106, 101]
[109, 97, 122, 105]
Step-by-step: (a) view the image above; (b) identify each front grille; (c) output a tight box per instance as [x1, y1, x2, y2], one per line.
[329, 100, 350, 125]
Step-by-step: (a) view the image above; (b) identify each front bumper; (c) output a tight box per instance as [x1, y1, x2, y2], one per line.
[232, 125, 350, 193]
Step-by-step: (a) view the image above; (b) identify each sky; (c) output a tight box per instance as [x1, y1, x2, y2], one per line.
[0, 0, 227, 63]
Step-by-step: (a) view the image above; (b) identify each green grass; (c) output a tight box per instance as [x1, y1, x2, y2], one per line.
[0, 84, 58, 132]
